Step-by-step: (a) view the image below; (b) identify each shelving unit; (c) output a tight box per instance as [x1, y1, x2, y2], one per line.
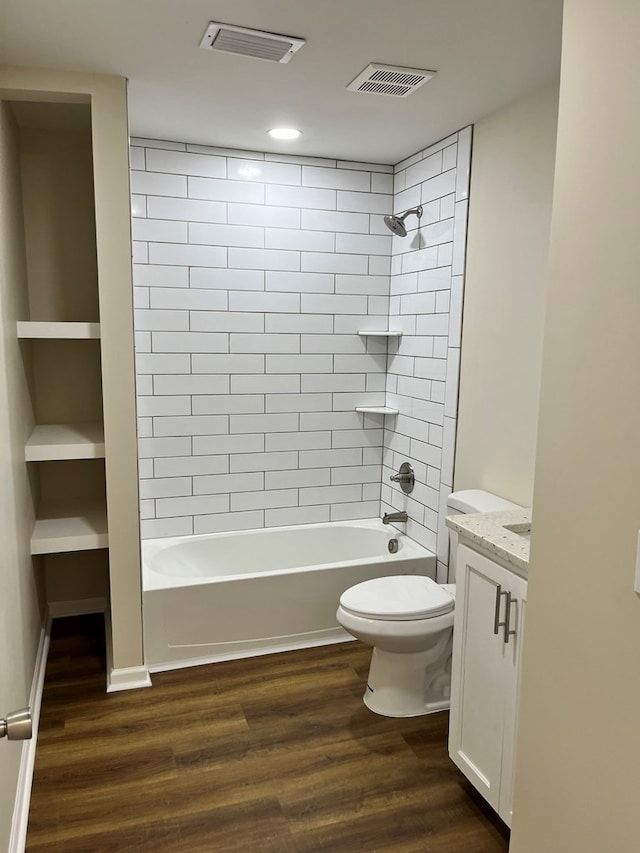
[24, 337, 106, 564]
[14, 101, 109, 602]
[27, 451, 108, 560]
[17, 321, 100, 339]
[25, 423, 105, 461]
[31, 504, 109, 555]
[5, 67, 145, 691]
[357, 330, 402, 338]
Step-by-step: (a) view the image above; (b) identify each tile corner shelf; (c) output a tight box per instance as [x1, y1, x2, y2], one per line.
[355, 406, 399, 415]
[25, 423, 105, 462]
[30, 504, 109, 555]
[357, 330, 402, 338]
[17, 321, 101, 339]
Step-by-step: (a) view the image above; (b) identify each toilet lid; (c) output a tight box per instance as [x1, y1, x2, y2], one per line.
[339, 575, 454, 621]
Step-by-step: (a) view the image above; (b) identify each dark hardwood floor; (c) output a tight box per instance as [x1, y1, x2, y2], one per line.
[27, 615, 509, 852]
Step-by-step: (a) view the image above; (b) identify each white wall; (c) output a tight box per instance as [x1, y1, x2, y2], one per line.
[0, 100, 44, 853]
[455, 83, 558, 507]
[511, 1, 640, 849]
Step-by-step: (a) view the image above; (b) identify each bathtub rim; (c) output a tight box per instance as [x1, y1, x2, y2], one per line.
[141, 517, 433, 591]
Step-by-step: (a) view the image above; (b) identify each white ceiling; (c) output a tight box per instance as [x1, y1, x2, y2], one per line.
[0, 0, 563, 165]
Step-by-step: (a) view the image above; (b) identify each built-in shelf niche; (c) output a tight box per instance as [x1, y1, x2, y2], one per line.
[6, 73, 143, 687]
[14, 100, 108, 583]
[43, 550, 110, 613]
[27, 338, 104, 426]
[356, 330, 401, 414]
[15, 100, 100, 325]
[30, 458, 108, 556]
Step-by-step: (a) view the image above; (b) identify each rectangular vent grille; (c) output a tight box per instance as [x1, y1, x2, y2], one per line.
[199, 22, 305, 64]
[347, 63, 436, 98]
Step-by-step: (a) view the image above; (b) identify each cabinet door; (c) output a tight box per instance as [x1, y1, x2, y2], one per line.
[448, 544, 526, 818]
[498, 569, 527, 825]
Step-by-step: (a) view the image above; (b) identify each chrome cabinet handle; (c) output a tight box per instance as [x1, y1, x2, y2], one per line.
[493, 584, 508, 635]
[503, 593, 517, 644]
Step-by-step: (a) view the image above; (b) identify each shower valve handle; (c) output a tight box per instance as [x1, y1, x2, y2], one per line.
[389, 462, 414, 494]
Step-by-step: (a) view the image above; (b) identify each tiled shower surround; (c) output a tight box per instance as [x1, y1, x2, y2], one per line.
[383, 128, 471, 580]
[131, 131, 470, 578]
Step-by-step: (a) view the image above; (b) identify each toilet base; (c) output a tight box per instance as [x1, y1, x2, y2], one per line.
[362, 643, 452, 718]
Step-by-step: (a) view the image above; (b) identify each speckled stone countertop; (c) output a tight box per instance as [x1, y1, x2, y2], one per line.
[446, 508, 531, 577]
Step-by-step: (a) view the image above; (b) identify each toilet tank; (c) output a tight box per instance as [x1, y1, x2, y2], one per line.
[446, 489, 523, 582]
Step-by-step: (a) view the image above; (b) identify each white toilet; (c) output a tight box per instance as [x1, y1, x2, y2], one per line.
[336, 490, 522, 718]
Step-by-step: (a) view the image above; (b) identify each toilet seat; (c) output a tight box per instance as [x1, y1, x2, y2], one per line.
[339, 575, 454, 621]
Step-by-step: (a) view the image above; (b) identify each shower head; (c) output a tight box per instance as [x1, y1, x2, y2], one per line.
[384, 214, 408, 237]
[383, 205, 423, 237]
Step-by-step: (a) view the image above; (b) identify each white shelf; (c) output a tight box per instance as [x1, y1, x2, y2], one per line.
[17, 321, 101, 339]
[355, 406, 399, 415]
[31, 503, 108, 555]
[25, 423, 105, 461]
[357, 330, 402, 337]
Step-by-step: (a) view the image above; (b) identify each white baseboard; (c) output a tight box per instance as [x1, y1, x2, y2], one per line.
[103, 608, 151, 693]
[9, 615, 51, 853]
[106, 665, 152, 693]
[47, 597, 106, 619]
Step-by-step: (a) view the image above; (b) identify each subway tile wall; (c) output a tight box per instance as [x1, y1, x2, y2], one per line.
[131, 140, 395, 538]
[382, 128, 472, 582]
[131, 130, 471, 575]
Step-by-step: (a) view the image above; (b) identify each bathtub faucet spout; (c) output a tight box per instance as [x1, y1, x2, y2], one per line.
[382, 511, 408, 524]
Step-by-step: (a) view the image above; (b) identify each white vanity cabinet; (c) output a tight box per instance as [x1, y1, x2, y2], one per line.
[448, 543, 527, 827]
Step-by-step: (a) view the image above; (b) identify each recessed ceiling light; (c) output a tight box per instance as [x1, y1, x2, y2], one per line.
[268, 127, 302, 140]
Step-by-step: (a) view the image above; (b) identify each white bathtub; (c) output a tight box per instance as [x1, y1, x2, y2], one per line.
[142, 518, 436, 671]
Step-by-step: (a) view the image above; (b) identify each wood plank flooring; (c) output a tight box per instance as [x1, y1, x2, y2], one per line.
[27, 615, 510, 852]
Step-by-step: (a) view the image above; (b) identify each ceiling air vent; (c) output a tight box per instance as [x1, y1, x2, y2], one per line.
[347, 63, 436, 98]
[199, 22, 305, 64]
